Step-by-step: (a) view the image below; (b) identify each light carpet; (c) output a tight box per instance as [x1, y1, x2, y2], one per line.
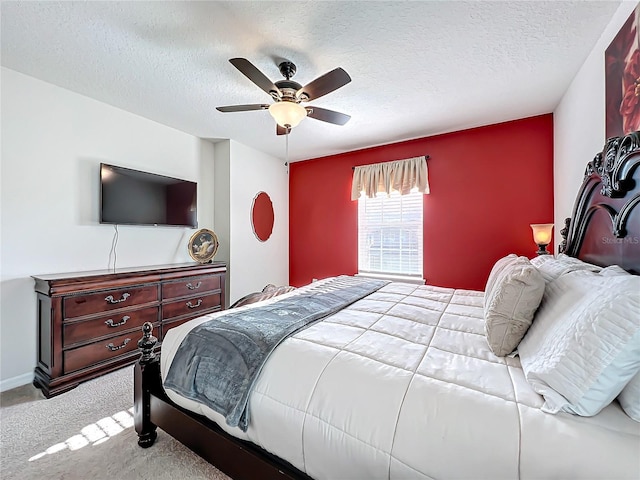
[0, 366, 230, 480]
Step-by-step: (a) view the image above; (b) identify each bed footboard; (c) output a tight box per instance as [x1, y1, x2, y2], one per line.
[134, 322, 160, 448]
[133, 322, 312, 480]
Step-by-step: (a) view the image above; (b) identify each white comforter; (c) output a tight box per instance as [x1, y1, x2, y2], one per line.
[161, 278, 640, 479]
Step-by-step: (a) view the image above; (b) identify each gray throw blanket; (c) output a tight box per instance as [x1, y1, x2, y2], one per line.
[164, 276, 388, 431]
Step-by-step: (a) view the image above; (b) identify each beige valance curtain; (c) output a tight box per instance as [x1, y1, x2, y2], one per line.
[351, 156, 429, 200]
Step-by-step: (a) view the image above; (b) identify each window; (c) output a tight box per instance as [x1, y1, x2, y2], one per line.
[357, 190, 423, 280]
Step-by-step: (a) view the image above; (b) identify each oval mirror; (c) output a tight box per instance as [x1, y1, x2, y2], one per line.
[251, 191, 274, 242]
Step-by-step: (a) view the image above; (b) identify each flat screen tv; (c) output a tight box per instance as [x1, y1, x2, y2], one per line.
[100, 163, 197, 227]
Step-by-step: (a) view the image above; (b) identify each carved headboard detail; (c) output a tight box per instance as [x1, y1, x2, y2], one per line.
[560, 131, 640, 274]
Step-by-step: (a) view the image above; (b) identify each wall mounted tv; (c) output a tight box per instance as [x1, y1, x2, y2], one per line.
[100, 163, 197, 227]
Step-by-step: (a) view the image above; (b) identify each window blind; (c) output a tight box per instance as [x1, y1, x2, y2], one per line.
[357, 191, 423, 277]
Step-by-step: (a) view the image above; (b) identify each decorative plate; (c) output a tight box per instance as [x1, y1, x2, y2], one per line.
[188, 228, 219, 263]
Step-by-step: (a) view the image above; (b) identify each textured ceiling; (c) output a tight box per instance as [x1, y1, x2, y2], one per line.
[1, 1, 622, 162]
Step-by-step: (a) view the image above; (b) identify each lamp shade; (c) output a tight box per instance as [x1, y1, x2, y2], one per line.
[268, 101, 307, 128]
[530, 223, 554, 245]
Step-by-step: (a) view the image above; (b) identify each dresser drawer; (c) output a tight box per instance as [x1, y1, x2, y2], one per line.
[162, 292, 222, 321]
[162, 275, 221, 300]
[64, 329, 149, 373]
[63, 285, 159, 319]
[33, 262, 226, 397]
[63, 306, 159, 347]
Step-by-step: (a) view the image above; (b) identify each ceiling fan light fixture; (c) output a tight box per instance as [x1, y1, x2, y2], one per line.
[268, 101, 307, 128]
[218, 58, 351, 134]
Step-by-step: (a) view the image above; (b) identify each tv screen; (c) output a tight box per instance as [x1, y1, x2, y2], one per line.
[100, 163, 197, 227]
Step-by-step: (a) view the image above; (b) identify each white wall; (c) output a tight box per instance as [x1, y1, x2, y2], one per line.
[0, 67, 287, 390]
[229, 140, 289, 303]
[0, 68, 210, 388]
[214, 140, 289, 305]
[213, 141, 232, 306]
[554, 1, 638, 243]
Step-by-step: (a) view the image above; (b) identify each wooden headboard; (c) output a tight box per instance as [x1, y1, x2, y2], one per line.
[560, 131, 640, 274]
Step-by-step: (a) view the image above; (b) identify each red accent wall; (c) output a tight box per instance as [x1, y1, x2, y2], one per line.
[289, 114, 554, 291]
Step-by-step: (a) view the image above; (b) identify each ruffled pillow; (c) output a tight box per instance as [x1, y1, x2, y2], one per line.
[518, 269, 640, 416]
[530, 253, 602, 283]
[599, 265, 631, 277]
[483, 254, 545, 357]
[595, 265, 640, 422]
[230, 284, 296, 309]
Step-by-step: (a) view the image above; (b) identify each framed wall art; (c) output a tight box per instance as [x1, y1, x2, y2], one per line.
[605, 5, 640, 138]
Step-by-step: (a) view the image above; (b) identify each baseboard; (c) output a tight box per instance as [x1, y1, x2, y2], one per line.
[0, 372, 34, 393]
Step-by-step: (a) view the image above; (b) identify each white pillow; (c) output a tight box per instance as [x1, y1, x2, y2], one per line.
[483, 254, 545, 357]
[599, 264, 630, 277]
[596, 264, 640, 421]
[529, 254, 554, 267]
[530, 253, 602, 283]
[518, 269, 640, 417]
[618, 372, 640, 422]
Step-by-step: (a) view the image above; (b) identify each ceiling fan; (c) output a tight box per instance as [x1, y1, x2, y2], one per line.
[216, 58, 352, 135]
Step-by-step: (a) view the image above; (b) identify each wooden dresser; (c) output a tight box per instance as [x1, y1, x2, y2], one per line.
[33, 262, 226, 398]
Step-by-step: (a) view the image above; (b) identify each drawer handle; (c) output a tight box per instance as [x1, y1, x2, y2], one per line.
[105, 338, 131, 351]
[105, 315, 130, 328]
[105, 292, 131, 304]
[186, 299, 203, 309]
[186, 281, 202, 290]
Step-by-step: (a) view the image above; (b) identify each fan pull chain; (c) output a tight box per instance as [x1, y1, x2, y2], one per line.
[285, 128, 290, 174]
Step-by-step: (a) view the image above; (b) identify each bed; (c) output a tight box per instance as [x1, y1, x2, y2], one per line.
[134, 131, 640, 480]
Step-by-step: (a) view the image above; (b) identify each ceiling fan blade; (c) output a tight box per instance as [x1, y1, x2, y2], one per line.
[216, 104, 269, 113]
[297, 68, 351, 102]
[276, 124, 290, 136]
[229, 58, 281, 98]
[306, 106, 351, 125]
